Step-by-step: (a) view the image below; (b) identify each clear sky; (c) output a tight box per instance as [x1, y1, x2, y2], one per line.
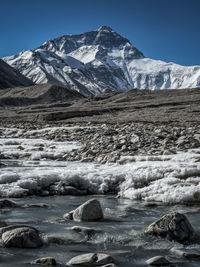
[1, 0, 199, 66]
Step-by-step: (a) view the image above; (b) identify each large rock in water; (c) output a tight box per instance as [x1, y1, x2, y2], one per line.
[146, 256, 170, 265]
[67, 253, 113, 266]
[0, 199, 18, 208]
[73, 199, 103, 222]
[33, 257, 57, 265]
[2, 226, 43, 248]
[144, 212, 194, 243]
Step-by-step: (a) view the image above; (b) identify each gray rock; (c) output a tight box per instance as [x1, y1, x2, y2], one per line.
[170, 248, 200, 259]
[2, 226, 43, 248]
[71, 226, 97, 237]
[0, 224, 38, 235]
[67, 253, 113, 266]
[44, 235, 68, 245]
[0, 199, 18, 209]
[73, 199, 103, 222]
[143, 202, 159, 207]
[23, 203, 49, 208]
[144, 211, 194, 243]
[63, 210, 74, 220]
[146, 256, 170, 265]
[33, 257, 57, 265]
[61, 186, 87, 195]
[130, 134, 139, 144]
[101, 264, 117, 267]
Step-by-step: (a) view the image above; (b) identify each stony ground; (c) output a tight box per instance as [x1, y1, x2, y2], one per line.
[1, 122, 200, 164]
[1, 87, 200, 163]
[0, 87, 200, 124]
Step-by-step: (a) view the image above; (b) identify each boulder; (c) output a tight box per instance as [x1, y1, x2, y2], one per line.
[144, 212, 194, 243]
[60, 186, 87, 196]
[0, 224, 37, 235]
[72, 199, 103, 222]
[67, 253, 113, 266]
[71, 226, 97, 238]
[170, 248, 200, 259]
[101, 264, 117, 267]
[33, 257, 57, 265]
[146, 256, 170, 265]
[0, 199, 18, 208]
[63, 210, 74, 220]
[2, 226, 43, 248]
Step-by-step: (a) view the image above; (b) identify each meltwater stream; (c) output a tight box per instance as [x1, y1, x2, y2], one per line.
[1, 193, 200, 266]
[0, 160, 200, 267]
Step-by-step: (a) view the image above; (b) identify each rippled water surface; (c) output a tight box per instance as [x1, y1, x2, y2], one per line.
[1, 191, 200, 266]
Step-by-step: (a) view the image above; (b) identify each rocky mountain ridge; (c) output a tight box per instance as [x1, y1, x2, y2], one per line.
[3, 26, 200, 95]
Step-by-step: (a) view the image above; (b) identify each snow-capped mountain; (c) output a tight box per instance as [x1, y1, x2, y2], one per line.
[3, 26, 200, 95]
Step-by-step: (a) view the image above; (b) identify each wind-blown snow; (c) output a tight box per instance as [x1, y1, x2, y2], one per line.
[3, 26, 200, 95]
[1, 127, 200, 203]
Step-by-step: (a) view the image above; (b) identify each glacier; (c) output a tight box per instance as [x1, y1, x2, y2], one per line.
[3, 26, 200, 95]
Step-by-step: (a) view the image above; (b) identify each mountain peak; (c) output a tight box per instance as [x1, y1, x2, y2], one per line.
[97, 26, 114, 32]
[3, 28, 200, 95]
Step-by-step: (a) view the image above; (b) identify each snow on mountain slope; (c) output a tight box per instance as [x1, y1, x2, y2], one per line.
[3, 26, 200, 95]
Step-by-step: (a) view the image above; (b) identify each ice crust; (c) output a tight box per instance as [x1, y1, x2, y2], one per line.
[0, 128, 200, 203]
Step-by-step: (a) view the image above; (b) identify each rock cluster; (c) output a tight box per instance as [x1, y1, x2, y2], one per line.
[0, 197, 198, 266]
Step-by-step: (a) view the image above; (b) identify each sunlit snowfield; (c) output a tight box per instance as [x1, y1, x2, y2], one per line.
[1, 127, 200, 266]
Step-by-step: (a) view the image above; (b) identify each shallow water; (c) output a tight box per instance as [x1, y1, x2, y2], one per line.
[1, 194, 200, 266]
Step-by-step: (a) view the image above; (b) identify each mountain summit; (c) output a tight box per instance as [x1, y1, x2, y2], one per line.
[3, 26, 200, 95]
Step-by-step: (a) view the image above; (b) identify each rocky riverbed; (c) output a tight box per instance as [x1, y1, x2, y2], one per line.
[0, 195, 200, 266]
[1, 122, 200, 164]
[0, 122, 200, 266]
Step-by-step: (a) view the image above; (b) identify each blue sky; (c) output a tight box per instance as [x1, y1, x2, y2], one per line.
[1, 0, 199, 66]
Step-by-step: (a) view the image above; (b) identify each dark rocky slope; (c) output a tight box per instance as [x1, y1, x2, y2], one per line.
[0, 83, 84, 106]
[0, 59, 34, 89]
[1, 87, 199, 125]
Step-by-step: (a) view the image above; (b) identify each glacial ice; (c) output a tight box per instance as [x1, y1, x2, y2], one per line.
[0, 128, 200, 203]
